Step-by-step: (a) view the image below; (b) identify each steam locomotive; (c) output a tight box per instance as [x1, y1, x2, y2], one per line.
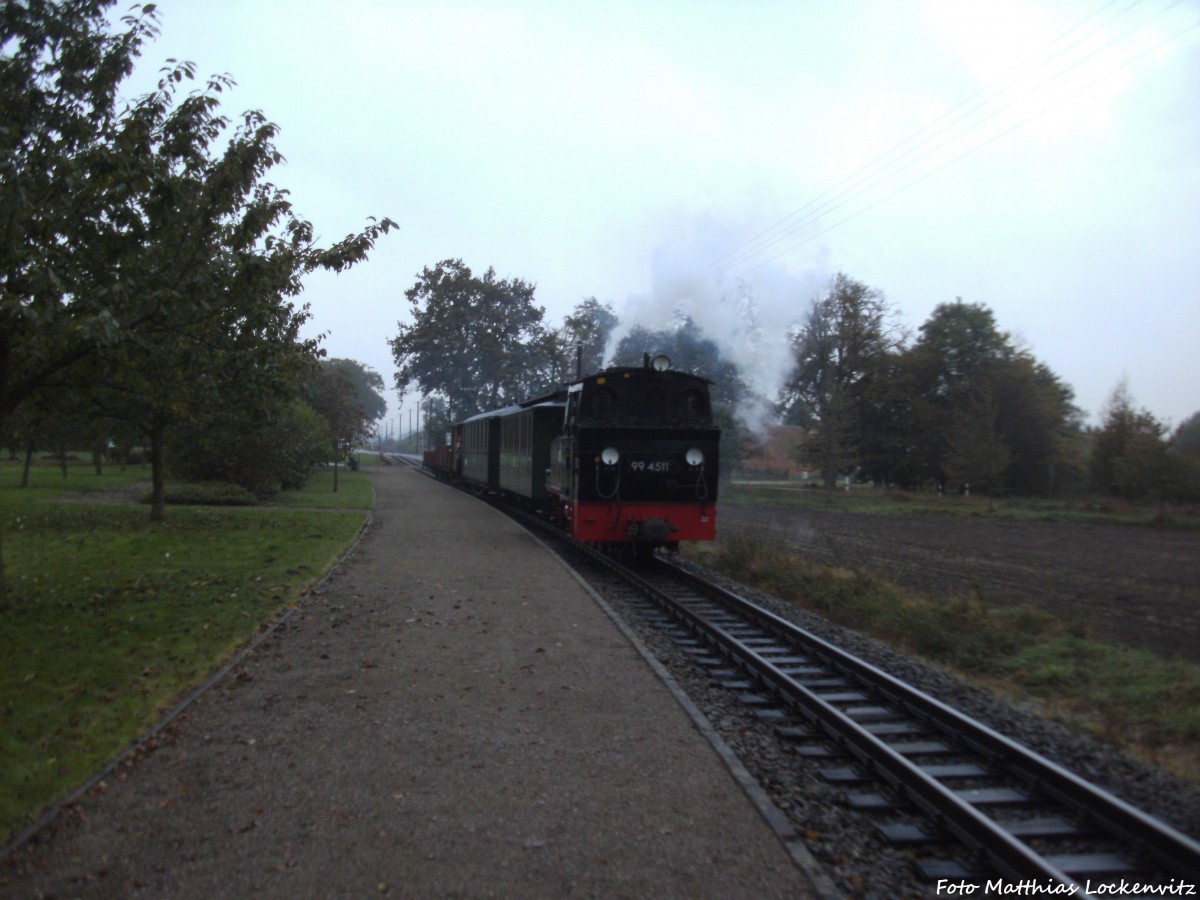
[423, 354, 719, 551]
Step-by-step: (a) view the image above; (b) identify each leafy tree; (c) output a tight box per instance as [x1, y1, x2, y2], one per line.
[1, 1, 160, 607]
[1173, 411, 1200, 458]
[419, 395, 451, 454]
[1, 1, 158, 422]
[943, 383, 1011, 495]
[390, 259, 552, 420]
[3, 387, 67, 485]
[1168, 412, 1200, 501]
[989, 355, 1082, 496]
[320, 358, 387, 431]
[94, 60, 391, 519]
[307, 361, 377, 492]
[12, 375, 115, 481]
[853, 349, 924, 486]
[912, 300, 1011, 398]
[884, 300, 1078, 495]
[1089, 379, 1182, 500]
[779, 274, 901, 488]
[899, 300, 1012, 487]
[168, 392, 331, 496]
[0, 2, 393, 605]
[554, 297, 618, 380]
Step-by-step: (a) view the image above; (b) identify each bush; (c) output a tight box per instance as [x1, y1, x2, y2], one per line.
[168, 400, 332, 497]
[143, 481, 258, 506]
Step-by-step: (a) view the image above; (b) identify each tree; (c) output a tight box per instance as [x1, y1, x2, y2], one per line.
[899, 300, 1012, 488]
[1, 1, 159, 608]
[1167, 412, 1200, 501]
[88, 59, 391, 520]
[779, 274, 900, 488]
[419, 395, 451, 454]
[554, 297, 618, 380]
[390, 259, 552, 420]
[307, 360, 379, 492]
[1089, 379, 1177, 500]
[943, 383, 1011, 495]
[167, 389, 331, 497]
[883, 300, 1079, 495]
[1, 1, 158, 418]
[320, 358, 386, 431]
[988, 356, 1082, 496]
[6, 375, 112, 483]
[0, 3, 393, 604]
[1173, 411, 1200, 458]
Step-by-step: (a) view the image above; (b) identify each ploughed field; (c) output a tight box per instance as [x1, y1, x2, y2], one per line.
[717, 502, 1200, 665]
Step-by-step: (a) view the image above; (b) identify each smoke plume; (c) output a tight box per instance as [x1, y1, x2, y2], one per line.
[607, 218, 830, 433]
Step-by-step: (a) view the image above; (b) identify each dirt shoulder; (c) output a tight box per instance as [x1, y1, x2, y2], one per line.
[719, 502, 1200, 665]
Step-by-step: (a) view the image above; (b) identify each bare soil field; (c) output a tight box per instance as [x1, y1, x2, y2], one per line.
[717, 502, 1200, 665]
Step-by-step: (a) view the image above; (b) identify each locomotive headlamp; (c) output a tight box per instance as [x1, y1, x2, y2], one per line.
[601, 446, 620, 466]
[686, 447, 704, 467]
[650, 354, 671, 372]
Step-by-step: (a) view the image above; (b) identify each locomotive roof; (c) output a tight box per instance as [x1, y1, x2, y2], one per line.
[459, 364, 711, 424]
[572, 366, 713, 386]
[518, 367, 705, 408]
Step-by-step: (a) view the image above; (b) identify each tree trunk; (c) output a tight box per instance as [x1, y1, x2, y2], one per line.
[332, 440, 340, 493]
[0, 521, 7, 612]
[93, 440, 104, 475]
[149, 417, 166, 522]
[59, 442, 68, 478]
[20, 438, 34, 487]
[0, 414, 8, 608]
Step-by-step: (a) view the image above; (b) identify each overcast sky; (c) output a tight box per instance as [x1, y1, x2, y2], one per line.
[117, 0, 1200, 432]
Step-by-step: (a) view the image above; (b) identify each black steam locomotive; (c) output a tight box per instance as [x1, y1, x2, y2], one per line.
[424, 354, 719, 550]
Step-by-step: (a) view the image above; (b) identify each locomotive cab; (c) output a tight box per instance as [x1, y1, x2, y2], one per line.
[547, 355, 719, 549]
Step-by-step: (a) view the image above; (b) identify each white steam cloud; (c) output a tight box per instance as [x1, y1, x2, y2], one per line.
[607, 218, 830, 434]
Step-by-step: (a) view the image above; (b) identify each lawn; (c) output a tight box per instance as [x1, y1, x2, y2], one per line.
[0, 460, 373, 843]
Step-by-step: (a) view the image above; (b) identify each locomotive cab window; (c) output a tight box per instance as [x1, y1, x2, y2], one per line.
[680, 388, 709, 422]
[566, 387, 582, 430]
[591, 388, 616, 418]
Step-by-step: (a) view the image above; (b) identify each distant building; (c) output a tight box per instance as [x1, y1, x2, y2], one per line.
[735, 425, 817, 481]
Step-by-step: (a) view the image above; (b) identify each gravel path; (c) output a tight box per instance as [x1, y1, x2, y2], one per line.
[2, 465, 815, 898]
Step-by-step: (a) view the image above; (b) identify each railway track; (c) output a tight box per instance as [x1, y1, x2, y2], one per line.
[628, 557, 1200, 891]
[411, 461, 1200, 894]
[540, 532, 1200, 894]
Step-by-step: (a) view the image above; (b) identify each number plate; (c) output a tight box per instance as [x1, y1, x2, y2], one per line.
[628, 458, 675, 474]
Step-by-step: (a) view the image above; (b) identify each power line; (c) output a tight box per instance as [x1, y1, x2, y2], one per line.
[713, 0, 1196, 279]
[731, 6, 1200, 278]
[710, 0, 1140, 274]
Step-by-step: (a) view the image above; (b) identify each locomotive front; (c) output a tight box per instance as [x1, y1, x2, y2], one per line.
[547, 355, 719, 550]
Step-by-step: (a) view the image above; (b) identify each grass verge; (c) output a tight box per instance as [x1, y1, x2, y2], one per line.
[0, 462, 372, 842]
[685, 529, 1200, 784]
